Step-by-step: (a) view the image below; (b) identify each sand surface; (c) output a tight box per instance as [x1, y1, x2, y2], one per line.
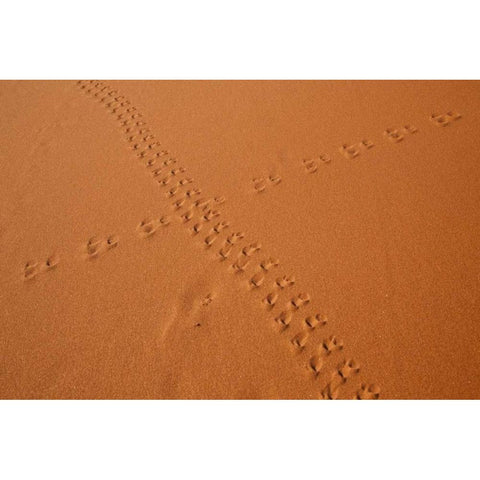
[0, 80, 479, 399]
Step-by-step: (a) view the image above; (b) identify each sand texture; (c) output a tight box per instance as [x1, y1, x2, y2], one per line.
[0, 80, 479, 399]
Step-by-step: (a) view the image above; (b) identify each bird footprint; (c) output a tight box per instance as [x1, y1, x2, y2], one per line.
[430, 111, 461, 127]
[356, 383, 381, 400]
[305, 314, 327, 329]
[23, 254, 60, 280]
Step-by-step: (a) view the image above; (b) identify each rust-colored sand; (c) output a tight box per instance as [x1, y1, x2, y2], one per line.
[1, 81, 479, 399]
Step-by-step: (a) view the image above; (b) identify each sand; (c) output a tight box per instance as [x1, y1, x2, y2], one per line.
[0, 80, 479, 399]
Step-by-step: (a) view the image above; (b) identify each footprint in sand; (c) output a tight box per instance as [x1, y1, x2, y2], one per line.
[303, 154, 331, 173]
[250, 271, 265, 288]
[232, 254, 251, 273]
[339, 143, 361, 159]
[290, 293, 311, 309]
[303, 158, 318, 174]
[383, 128, 404, 143]
[218, 242, 233, 260]
[185, 188, 201, 199]
[430, 111, 462, 127]
[86, 236, 104, 257]
[402, 124, 418, 134]
[322, 335, 344, 355]
[291, 330, 310, 349]
[309, 354, 324, 374]
[338, 358, 361, 380]
[253, 177, 267, 193]
[85, 235, 118, 259]
[275, 310, 293, 328]
[355, 383, 381, 400]
[204, 233, 219, 248]
[242, 242, 262, 257]
[226, 232, 245, 245]
[192, 223, 203, 235]
[260, 257, 279, 271]
[202, 209, 220, 222]
[180, 209, 194, 223]
[263, 291, 279, 308]
[268, 174, 282, 186]
[305, 313, 327, 329]
[137, 217, 169, 238]
[213, 221, 229, 234]
[275, 275, 295, 289]
[308, 333, 341, 375]
[137, 218, 159, 238]
[23, 261, 39, 280]
[172, 197, 186, 210]
[201, 293, 214, 306]
[320, 359, 360, 399]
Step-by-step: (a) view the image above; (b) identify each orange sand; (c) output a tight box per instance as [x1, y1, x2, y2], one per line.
[0, 80, 479, 399]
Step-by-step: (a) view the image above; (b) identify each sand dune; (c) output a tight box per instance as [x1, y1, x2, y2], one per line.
[1, 80, 479, 399]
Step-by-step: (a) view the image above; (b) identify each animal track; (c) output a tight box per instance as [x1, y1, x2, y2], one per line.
[383, 128, 404, 143]
[402, 124, 418, 134]
[76, 80, 381, 399]
[192, 223, 203, 235]
[275, 310, 293, 327]
[238, 243, 259, 258]
[137, 217, 169, 238]
[290, 293, 311, 309]
[106, 235, 120, 248]
[213, 221, 229, 234]
[322, 335, 344, 354]
[86, 236, 103, 256]
[307, 333, 342, 376]
[339, 359, 361, 380]
[309, 354, 324, 374]
[252, 175, 282, 193]
[359, 139, 374, 150]
[263, 291, 278, 307]
[320, 359, 360, 399]
[202, 209, 220, 222]
[250, 271, 265, 288]
[253, 178, 266, 193]
[291, 330, 310, 349]
[226, 232, 245, 245]
[339, 143, 358, 159]
[204, 233, 219, 247]
[303, 159, 318, 174]
[181, 209, 194, 223]
[355, 383, 381, 400]
[383, 125, 417, 143]
[232, 254, 251, 273]
[305, 313, 327, 329]
[137, 219, 158, 237]
[24, 261, 38, 280]
[23, 254, 60, 281]
[85, 235, 118, 259]
[430, 111, 462, 127]
[339, 139, 374, 159]
[202, 293, 213, 306]
[275, 275, 295, 289]
[303, 154, 331, 173]
[269, 174, 282, 186]
[260, 257, 279, 271]
[218, 242, 233, 260]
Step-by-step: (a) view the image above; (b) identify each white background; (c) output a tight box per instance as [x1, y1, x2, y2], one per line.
[1, 401, 479, 479]
[1, 1, 479, 78]
[1, 1, 479, 479]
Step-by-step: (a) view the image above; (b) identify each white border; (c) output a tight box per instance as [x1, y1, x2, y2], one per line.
[1, 2, 478, 478]
[1, 1, 479, 78]
[0, 401, 478, 480]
